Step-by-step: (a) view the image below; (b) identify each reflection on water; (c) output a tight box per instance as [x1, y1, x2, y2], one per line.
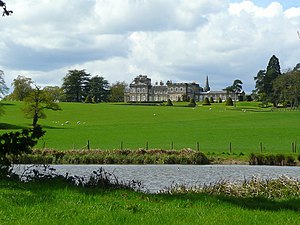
[13, 164, 300, 193]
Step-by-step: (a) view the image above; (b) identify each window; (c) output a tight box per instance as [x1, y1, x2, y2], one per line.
[175, 87, 178, 92]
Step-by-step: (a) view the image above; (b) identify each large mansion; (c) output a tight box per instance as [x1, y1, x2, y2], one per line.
[124, 75, 242, 102]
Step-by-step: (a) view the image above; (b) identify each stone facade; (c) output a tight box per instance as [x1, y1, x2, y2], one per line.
[124, 75, 242, 102]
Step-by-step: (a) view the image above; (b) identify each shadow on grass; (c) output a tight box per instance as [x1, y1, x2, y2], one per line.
[41, 125, 67, 130]
[216, 195, 300, 212]
[0, 123, 27, 130]
[0, 102, 15, 106]
[156, 192, 300, 212]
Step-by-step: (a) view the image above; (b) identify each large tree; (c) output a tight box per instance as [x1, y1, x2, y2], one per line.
[62, 69, 90, 102]
[87, 75, 110, 103]
[254, 55, 281, 106]
[10, 75, 33, 101]
[225, 79, 243, 106]
[23, 86, 61, 127]
[109, 81, 127, 102]
[43, 86, 64, 102]
[273, 68, 300, 108]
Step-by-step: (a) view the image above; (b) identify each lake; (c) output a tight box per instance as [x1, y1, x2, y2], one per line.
[13, 164, 300, 193]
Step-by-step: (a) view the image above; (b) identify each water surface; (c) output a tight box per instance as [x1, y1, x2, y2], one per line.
[14, 164, 300, 193]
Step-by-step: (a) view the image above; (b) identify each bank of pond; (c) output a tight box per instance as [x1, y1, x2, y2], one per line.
[8, 149, 300, 166]
[2, 164, 300, 224]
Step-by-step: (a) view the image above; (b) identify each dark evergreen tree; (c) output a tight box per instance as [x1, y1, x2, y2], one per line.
[254, 55, 281, 106]
[226, 97, 234, 106]
[87, 76, 110, 102]
[188, 98, 196, 107]
[166, 99, 173, 106]
[62, 70, 91, 102]
[202, 97, 211, 105]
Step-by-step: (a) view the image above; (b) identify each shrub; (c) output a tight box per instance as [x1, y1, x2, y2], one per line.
[166, 99, 173, 106]
[187, 98, 196, 107]
[225, 97, 233, 106]
[245, 95, 253, 101]
[85, 95, 92, 103]
[209, 97, 214, 103]
[218, 97, 222, 103]
[202, 97, 211, 106]
[0, 126, 45, 176]
[249, 153, 295, 166]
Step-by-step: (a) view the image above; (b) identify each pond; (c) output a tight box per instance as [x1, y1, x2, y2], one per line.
[14, 164, 300, 193]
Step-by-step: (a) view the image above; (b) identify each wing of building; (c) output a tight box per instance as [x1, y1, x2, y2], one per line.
[124, 75, 244, 102]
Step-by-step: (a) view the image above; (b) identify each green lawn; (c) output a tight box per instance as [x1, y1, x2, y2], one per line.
[1, 101, 300, 155]
[1, 178, 300, 225]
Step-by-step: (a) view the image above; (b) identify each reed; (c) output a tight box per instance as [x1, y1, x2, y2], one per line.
[10, 148, 210, 165]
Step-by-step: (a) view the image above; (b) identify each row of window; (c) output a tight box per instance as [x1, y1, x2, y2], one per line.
[129, 87, 186, 93]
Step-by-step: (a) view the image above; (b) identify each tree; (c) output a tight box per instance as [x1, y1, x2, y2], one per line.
[23, 86, 61, 127]
[0, 0, 12, 16]
[188, 98, 196, 107]
[43, 86, 64, 102]
[273, 69, 300, 108]
[62, 69, 90, 102]
[10, 75, 33, 101]
[166, 99, 173, 106]
[254, 55, 281, 106]
[109, 81, 127, 102]
[225, 79, 243, 106]
[87, 75, 110, 102]
[226, 97, 234, 106]
[202, 97, 211, 106]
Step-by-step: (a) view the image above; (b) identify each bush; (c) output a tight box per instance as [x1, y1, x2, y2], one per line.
[225, 97, 233, 106]
[187, 98, 196, 107]
[166, 99, 173, 106]
[209, 97, 214, 103]
[245, 95, 253, 102]
[218, 97, 222, 103]
[249, 153, 295, 166]
[85, 95, 92, 103]
[0, 126, 45, 176]
[202, 97, 211, 106]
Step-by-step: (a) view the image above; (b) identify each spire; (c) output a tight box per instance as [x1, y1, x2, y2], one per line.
[204, 76, 210, 92]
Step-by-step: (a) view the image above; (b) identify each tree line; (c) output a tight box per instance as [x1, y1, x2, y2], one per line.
[253, 55, 300, 108]
[4, 69, 127, 103]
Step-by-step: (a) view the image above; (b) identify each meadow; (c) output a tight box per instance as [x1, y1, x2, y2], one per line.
[1, 101, 300, 156]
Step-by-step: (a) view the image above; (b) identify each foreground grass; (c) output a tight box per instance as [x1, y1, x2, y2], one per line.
[1, 101, 300, 155]
[1, 178, 300, 225]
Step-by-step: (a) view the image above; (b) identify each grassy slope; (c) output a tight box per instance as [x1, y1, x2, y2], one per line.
[1, 179, 300, 225]
[1, 101, 300, 154]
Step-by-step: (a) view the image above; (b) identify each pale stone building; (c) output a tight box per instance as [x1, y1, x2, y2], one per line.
[124, 75, 243, 103]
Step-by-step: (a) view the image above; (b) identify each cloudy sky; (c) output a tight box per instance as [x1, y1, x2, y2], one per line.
[0, 0, 299, 93]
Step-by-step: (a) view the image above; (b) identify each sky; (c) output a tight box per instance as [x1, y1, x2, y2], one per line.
[0, 0, 299, 93]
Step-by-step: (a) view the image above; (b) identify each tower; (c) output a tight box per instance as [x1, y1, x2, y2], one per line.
[204, 76, 210, 92]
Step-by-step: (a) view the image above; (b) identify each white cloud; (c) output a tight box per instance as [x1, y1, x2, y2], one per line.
[1, 0, 300, 93]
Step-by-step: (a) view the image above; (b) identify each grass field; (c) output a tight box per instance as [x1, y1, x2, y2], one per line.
[1, 178, 300, 225]
[1, 101, 300, 155]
